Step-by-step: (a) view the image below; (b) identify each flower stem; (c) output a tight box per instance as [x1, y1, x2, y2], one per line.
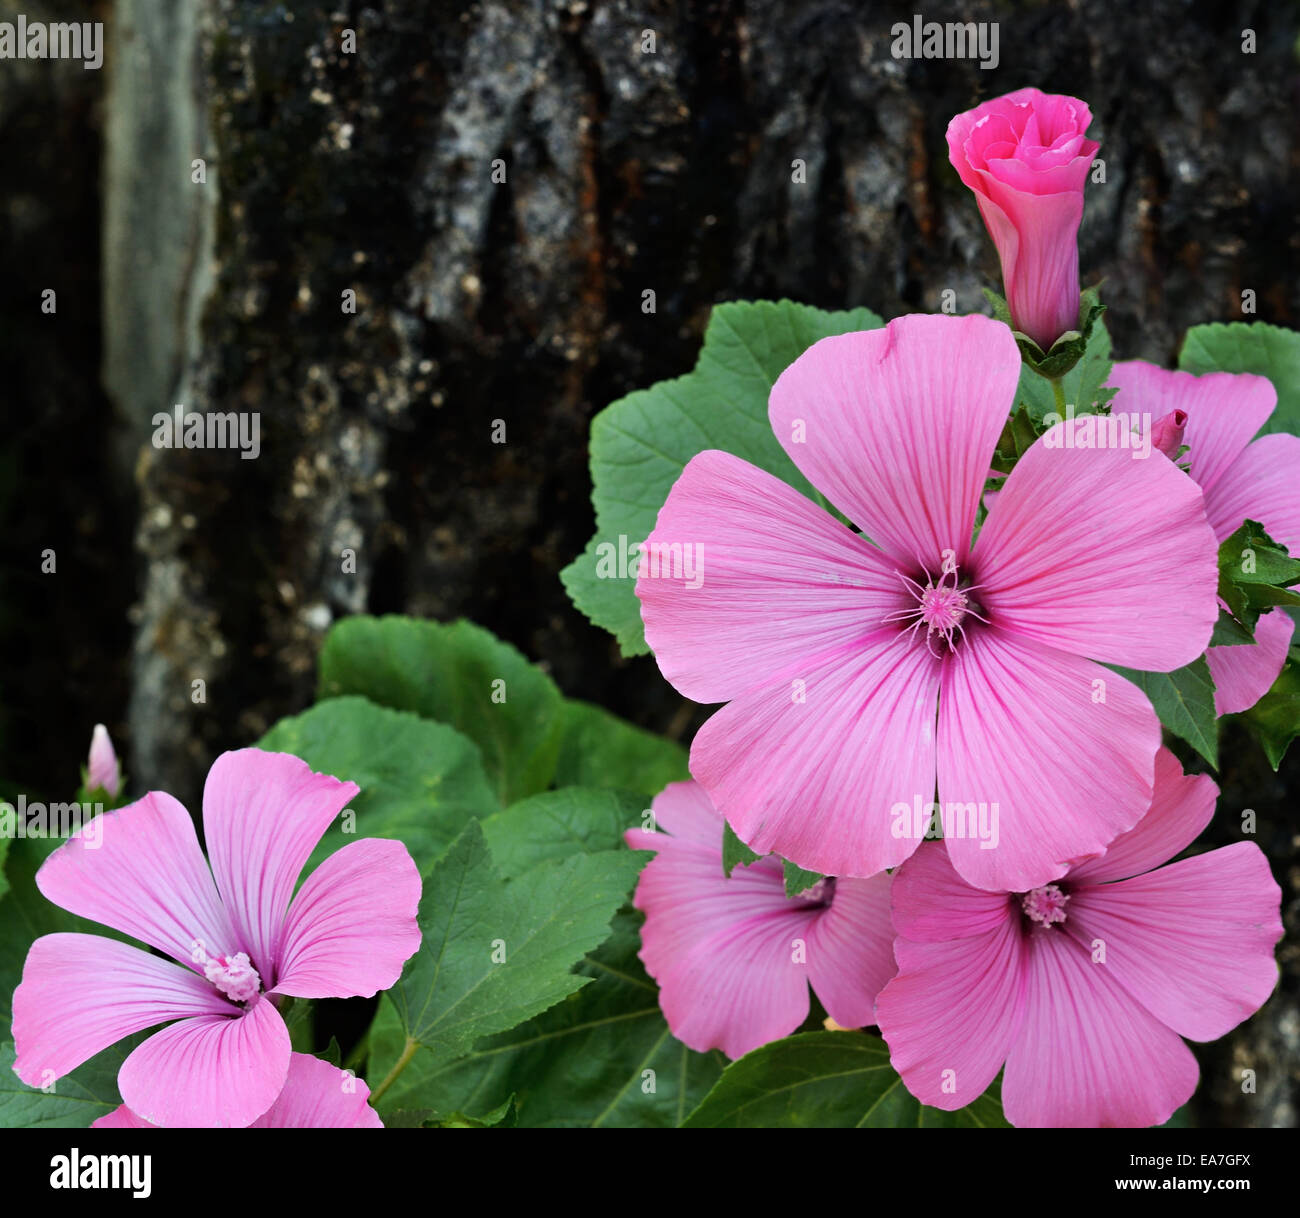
[368, 1037, 418, 1105]
[1050, 375, 1068, 419]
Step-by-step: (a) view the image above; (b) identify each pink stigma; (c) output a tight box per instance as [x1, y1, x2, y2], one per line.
[1021, 884, 1069, 927]
[884, 559, 986, 655]
[204, 952, 262, 1004]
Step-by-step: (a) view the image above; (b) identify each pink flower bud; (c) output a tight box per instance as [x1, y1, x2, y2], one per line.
[1150, 408, 1188, 459]
[87, 723, 120, 797]
[947, 87, 1099, 353]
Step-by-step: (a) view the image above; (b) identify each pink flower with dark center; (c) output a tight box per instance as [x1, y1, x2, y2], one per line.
[637, 313, 1219, 891]
[87, 724, 120, 798]
[93, 1052, 384, 1128]
[947, 87, 1099, 352]
[11, 749, 421, 1128]
[1108, 361, 1300, 713]
[625, 780, 895, 1060]
[875, 748, 1282, 1127]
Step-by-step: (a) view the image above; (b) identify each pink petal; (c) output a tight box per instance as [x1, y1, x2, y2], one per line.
[1067, 747, 1216, 886]
[249, 1053, 384, 1128]
[118, 992, 291, 1128]
[625, 779, 723, 853]
[1203, 431, 1300, 552]
[767, 313, 1022, 571]
[889, 840, 1015, 943]
[1207, 606, 1295, 716]
[12, 933, 232, 1086]
[636, 449, 904, 705]
[1002, 927, 1199, 1127]
[803, 874, 896, 1028]
[202, 749, 359, 981]
[271, 838, 421, 999]
[87, 724, 120, 797]
[35, 790, 239, 969]
[973, 417, 1219, 671]
[1107, 362, 1276, 498]
[1066, 843, 1282, 1043]
[875, 918, 1028, 1110]
[938, 631, 1160, 891]
[92, 1105, 153, 1129]
[690, 628, 941, 877]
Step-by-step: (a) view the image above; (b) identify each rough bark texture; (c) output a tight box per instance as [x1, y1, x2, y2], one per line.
[2, 0, 1297, 1125]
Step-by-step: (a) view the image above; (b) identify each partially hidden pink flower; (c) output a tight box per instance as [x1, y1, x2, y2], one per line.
[875, 748, 1282, 1127]
[87, 724, 121, 799]
[625, 780, 894, 1060]
[1108, 361, 1300, 714]
[12, 749, 421, 1128]
[93, 1052, 384, 1128]
[637, 313, 1219, 891]
[947, 87, 1099, 352]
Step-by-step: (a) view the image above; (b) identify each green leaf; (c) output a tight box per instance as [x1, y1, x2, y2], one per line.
[553, 699, 688, 796]
[563, 299, 884, 655]
[681, 1031, 1009, 1128]
[1243, 658, 1300, 769]
[424, 1095, 518, 1128]
[318, 616, 565, 805]
[481, 787, 650, 876]
[386, 821, 642, 1062]
[721, 821, 761, 878]
[783, 860, 825, 898]
[258, 695, 497, 875]
[1216, 521, 1300, 634]
[1210, 608, 1257, 648]
[1112, 659, 1219, 767]
[366, 908, 725, 1127]
[0, 1038, 134, 1128]
[1179, 322, 1300, 436]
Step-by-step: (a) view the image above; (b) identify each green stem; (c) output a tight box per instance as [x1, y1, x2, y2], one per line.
[1050, 375, 1068, 419]
[368, 1037, 418, 1105]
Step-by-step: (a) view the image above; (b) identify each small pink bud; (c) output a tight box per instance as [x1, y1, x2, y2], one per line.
[87, 723, 120, 798]
[1150, 408, 1188, 459]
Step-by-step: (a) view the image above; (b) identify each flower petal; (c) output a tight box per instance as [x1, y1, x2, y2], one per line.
[92, 1105, 153, 1129]
[1203, 431, 1300, 552]
[973, 416, 1219, 670]
[938, 631, 1160, 891]
[803, 874, 896, 1028]
[34, 790, 238, 968]
[1207, 606, 1295, 716]
[690, 628, 941, 878]
[12, 933, 232, 1086]
[249, 1053, 384, 1128]
[636, 449, 904, 704]
[768, 313, 1022, 571]
[118, 992, 291, 1128]
[625, 779, 724, 853]
[1066, 843, 1282, 1043]
[888, 840, 1015, 943]
[1002, 928, 1199, 1127]
[202, 749, 359, 980]
[272, 838, 421, 999]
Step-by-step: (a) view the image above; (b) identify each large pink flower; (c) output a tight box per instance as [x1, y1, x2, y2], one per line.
[93, 1052, 384, 1128]
[1108, 360, 1300, 714]
[637, 313, 1218, 890]
[947, 87, 1099, 352]
[11, 749, 421, 1128]
[875, 748, 1282, 1127]
[625, 780, 894, 1060]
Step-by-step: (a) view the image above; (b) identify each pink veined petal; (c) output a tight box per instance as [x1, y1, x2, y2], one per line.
[938, 631, 1160, 892]
[636, 449, 904, 705]
[1107, 362, 1276, 498]
[875, 917, 1028, 1111]
[973, 417, 1219, 670]
[92, 1105, 154, 1129]
[249, 1053, 384, 1128]
[803, 873, 896, 1028]
[1002, 928, 1199, 1127]
[118, 992, 291, 1128]
[1066, 843, 1282, 1044]
[641, 777, 749, 851]
[202, 749, 359, 981]
[11, 933, 233, 1087]
[690, 627, 941, 878]
[34, 790, 239, 969]
[1203, 431, 1300, 552]
[888, 841, 1015, 944]
[271, 838, 421, 999]
[767, 313, 1023, 572]
[1066, 747, 1216, 887]
[1207, 607, 1295, 716]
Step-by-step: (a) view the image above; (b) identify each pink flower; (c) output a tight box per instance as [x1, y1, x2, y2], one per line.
[637, 314, 1219, 891]
[1108, 361, 1300, 713]
[947, 87, 1099, 352]
[625, 780, 895, 1060]
[87, 724, 120, 798]
[93, 1053, 384, 1128]
[875, 748, 1282, 1127]
[11, 749, 421, 1128]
